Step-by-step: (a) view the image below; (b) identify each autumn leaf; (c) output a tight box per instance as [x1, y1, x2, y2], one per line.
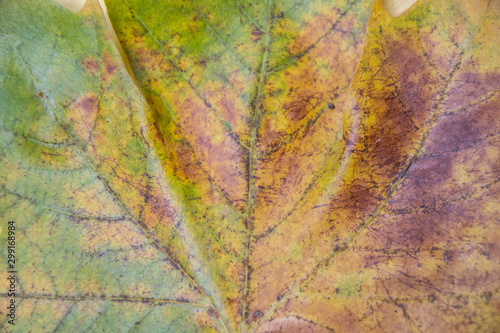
[0, 0, 498, 332]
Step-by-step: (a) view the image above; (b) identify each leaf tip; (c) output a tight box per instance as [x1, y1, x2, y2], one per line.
[381, 0, 419, 17]
[51, 0, 87, 12]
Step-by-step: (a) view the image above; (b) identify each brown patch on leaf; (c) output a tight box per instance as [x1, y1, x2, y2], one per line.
[130, 38, 174, 74]
[251, 28, 264, 43]
[82, 57, 99, 74]
[65, 93, 98, 143]
[141, 185, 178, 230]
[102, 53, 118, 83]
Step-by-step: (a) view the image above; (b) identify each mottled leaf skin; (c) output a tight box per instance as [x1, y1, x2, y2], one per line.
[252, 0, 500, 331]
[0, 0, 222, 332]
[0, 0, 498, 332]
[105, 0, 500, 331]
[104, 0, 373, 330]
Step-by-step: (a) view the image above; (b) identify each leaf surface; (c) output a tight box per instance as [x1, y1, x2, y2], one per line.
[0, 0, 220, 331]
[0, 0, 499, 331]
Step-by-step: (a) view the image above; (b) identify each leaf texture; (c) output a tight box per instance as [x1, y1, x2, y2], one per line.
[0, 0, 221, 331]
[0, 0, 499, 331]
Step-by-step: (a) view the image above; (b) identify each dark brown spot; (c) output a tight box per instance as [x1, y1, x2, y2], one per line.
[251, 28, 264, 43]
